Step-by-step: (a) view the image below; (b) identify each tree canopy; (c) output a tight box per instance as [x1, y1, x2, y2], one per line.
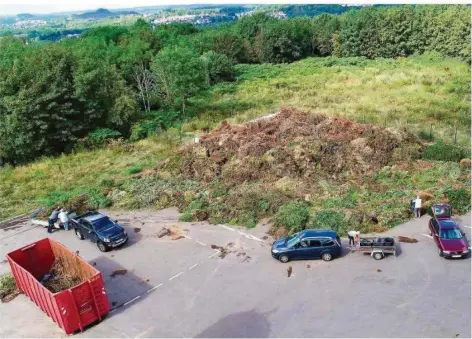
[0, 5, 470, 164]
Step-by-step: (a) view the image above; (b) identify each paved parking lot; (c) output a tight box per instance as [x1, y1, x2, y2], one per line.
[0, 208, 470, 338]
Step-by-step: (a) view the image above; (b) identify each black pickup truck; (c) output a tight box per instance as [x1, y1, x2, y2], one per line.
[70, 211, 128, 252]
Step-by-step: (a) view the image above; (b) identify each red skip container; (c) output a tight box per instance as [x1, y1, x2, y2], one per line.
[7, 238, 110, 334]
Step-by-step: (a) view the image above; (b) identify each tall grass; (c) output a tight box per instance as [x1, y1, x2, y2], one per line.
[0, 137, 177, 219]
[0, 55, 470, 221]
[184, 54, 470, 146]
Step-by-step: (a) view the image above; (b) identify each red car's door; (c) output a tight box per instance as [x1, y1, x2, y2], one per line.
[430, 219, 441, 248]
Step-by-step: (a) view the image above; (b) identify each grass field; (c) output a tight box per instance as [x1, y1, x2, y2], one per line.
[0, 136, 179, 219]
[186, 53, 470, 146]
[0, 54, 470, 223]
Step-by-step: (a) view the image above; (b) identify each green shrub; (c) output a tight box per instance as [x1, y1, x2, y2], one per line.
[86, 191, 112, 209]
[0, 273, 17, 296]
[129, 110, 180, 141]
[418, 130, 434, 142]
[202, 51, 235, 85]
[83, 129, 122, 149]
[445, 188, 471, 215]
[420, 141, 470, 162]
[311, 210, 346, 233]
[179, 212, 193, 222]
[128, 165, 144, 175]
[275, 202, 310, 232]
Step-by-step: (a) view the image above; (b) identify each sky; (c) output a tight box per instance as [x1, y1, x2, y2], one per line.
[0, 0, 468, 16]
[4, 0, 250, 15]
[0, 0, 365, 16]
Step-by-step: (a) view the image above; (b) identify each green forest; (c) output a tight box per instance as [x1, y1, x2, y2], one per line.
[0, 5, 470, 165]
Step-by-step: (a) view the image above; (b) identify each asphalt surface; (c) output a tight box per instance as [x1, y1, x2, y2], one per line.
[0, 208, 470, 338]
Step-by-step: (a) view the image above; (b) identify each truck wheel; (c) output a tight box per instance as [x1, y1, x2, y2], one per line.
[373, 252, 384, 260]
[322, 253, 333, 261]
[438, 248, 444, 257]
[279, 255, 290, 263]
[75, 228, 85, 240]
[97, 241, 109, 252]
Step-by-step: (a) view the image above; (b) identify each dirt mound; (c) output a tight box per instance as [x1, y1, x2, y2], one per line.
[180, 108, 420, 186]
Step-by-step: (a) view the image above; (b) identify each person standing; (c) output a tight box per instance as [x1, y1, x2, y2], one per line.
[414, 196, 422, 218]
[58, 209, 69, 231]
[348, 230, 357, 247]
[48, 207, 61, 234]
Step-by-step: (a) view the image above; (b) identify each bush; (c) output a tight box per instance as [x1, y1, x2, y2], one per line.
[417, 130, 434, 142]
[275, 202, 310, 232]
[311, 210, 346, 233]
[202, 51, 235, 85]
[0, 273, 16, 295]
[420, 141, 470, 162]
[0, 273, 18, 301]
[83, 129, 122, 149]
[179, 212, 193, 222]
[445, 188, 471, 215]
[127, 165, 144, 175]
[129, 110, 180, 141]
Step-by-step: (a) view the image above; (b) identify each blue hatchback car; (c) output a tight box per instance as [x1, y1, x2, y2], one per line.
[271, 229, 342, 263]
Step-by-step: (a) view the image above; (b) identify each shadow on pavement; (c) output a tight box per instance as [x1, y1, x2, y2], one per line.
[89, 255, 152, 317]
[395, 242, 403, 257]
[195, 309, 271, 338]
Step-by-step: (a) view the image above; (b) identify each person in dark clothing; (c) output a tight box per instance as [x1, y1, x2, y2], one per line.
[48, 208, 61, 234]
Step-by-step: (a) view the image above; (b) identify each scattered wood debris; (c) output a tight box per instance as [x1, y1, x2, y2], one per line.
[157, 227, 170, 238]
[157, 226, 185, 240]
[398, 236, 418, 243]
[210, 244, 231, 258]
[110, 269, 127, 278]
[42, 258, 83, 293]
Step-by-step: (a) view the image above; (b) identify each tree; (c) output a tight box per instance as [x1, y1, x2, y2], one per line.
[201, 51, 235, 85]
[133, 63, 157, 112]
[312, 14, 340, 56]
[0, 44, 82, 162]
[259, 19, 311, 63]
[152, 46, 206, 129]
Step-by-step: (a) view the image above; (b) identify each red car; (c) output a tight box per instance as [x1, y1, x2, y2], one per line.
[429, 204, 469, 258]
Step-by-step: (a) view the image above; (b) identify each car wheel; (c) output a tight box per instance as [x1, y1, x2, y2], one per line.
[322, 253, 333, 261]
[279, 255, 289, 263]
[75, 228, 84, 240]
[373, 252, 384, 260]
[97, 241, 109, 252]
[438, 248, 444, 257]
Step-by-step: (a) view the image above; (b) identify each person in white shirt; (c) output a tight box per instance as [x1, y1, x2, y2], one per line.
[348, 230, 359, 247]
[414, 196, 422, 218]
[58, 209, 69, 231]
